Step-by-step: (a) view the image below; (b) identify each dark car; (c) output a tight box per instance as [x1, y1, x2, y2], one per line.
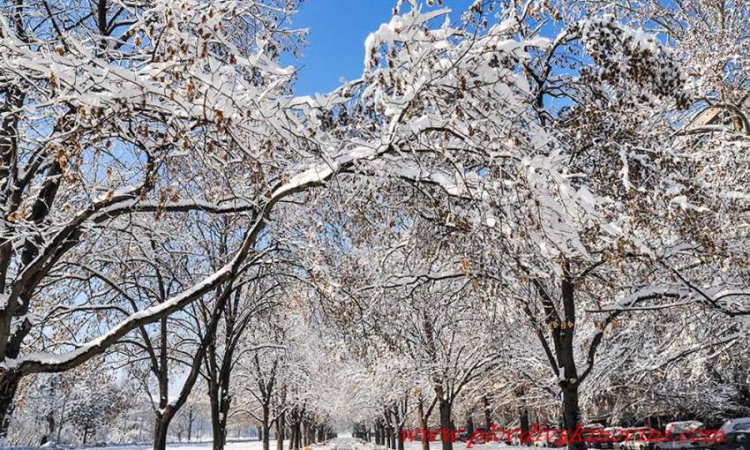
[706, 432, 750, 450]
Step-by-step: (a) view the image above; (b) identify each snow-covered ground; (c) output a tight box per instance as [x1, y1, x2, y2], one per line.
[7, 440, 274, 450]
[5, 436, 543, 450]
[5, 436, 548, 450]
[95, 443, 267, 450]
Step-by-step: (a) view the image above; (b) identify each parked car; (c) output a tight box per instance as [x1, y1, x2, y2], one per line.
[533, 429, 567, 448]
[619, 429, 654, 450]
[579, 424, 605, 449]
[656, 421, 707, 450]
[721, 419, 750, 435]
[707, 431, 750, 450]
[589, 427, 626, 449]
[666, 422, 704, 436]
[653, 429, 697, 450]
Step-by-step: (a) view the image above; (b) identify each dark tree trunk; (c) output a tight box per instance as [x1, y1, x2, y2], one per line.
[418, 402, 431, 450]
[0, 370, 19, 438]
[467, 415, 474, 440]
[209, 366, 231, 450]
[562, 386, 583, 450]
[398, 423, 405, 450]
[153, 317, 175, 450]
[211, 405, 227, 450]
[289, 411, 297, 450]
[559, 266, 584, 450]
[276, 411, 285, 450]
[528, 262, 589, 450]
[295, 419, 302, 449]
[262, 404, 270, 450]
[517, 390, 530, 446]
[483, 396, 492, 430]
[154, 411, 176, 450]
[438, 400, 453, 450]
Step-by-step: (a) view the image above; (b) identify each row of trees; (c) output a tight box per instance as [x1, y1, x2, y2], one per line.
[0, 0, 748, 449]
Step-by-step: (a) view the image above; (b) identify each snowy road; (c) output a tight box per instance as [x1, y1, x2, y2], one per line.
[331, 437, 358, 450]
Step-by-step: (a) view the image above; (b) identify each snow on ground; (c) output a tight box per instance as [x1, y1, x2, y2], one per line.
[7, 437, 549, 450]
[9, 440, 272, 450]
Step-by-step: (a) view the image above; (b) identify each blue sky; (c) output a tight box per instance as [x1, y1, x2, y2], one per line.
[289, 1, 468, 95]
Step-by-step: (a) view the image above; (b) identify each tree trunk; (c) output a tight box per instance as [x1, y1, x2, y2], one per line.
[438, 400, 453, 450]
[398, 423, 405, 450]
[212, 415, 227, 450]
[418, 400, 430, 450]
[559, 265, 584, 450]
[151, 286, 233, 450]
[262, 404, 270, 450]
[56, 398, 67, 444]
[483, 396, 492, 430]
[41, 412, 55, 445]
[154, 413, 173, 450]
[188, 407, 194, 442]
[0, 371, 19, 439]
[276, 411, 285, 450]
[210, 385, 229, 450]
[518, 393, 530, 446]
[562, 386, 583, 450]
[482, 395, 492, 430]
[288, 414, 297, 450]
[294, 419, 302, 449]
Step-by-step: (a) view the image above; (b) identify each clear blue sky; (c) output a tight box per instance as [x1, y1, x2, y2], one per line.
[289, 1, 468, 96]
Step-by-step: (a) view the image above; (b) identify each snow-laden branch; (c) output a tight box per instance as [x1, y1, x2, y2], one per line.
[1, 140, 396, 375]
